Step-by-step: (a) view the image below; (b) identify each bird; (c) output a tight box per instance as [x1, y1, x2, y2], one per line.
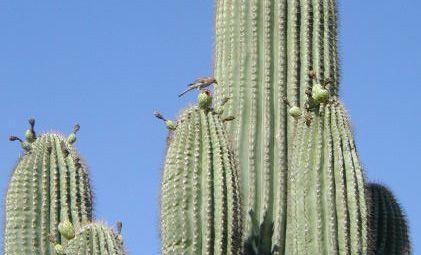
[178, 76, 218, 97]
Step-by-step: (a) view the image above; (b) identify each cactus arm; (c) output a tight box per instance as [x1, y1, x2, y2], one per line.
[4, 123, 93, 255]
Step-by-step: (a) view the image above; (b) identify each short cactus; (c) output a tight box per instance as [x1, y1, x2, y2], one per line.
[367, 183, 410, 255]
[4, 121, 93, 255]
[160, 105, 242, 255]
[63, 222, 126, 255]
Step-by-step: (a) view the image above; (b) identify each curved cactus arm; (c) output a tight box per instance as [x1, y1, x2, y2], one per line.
[367, 183, 411, 255]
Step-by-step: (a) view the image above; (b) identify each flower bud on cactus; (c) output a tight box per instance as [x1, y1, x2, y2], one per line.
[58, 220, 75, 240]
[198, 89, 212, 110]
[165, 120, 176, 131]
[54, 244, 65, 255]
[67, 123, 80, 144]
[312, 84, 329, 104]
[25, 118, 36, 143]
[288, 106, 302, 118]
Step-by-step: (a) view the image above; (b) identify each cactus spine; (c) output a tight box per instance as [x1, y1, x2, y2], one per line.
[61, 222, 125, 255]
[287, 99, 367, 254]
[367, 183, 410, 255]
[160, 106, 242, 255]
[4, 122, 93, 255]
[214, 0, 341, 251]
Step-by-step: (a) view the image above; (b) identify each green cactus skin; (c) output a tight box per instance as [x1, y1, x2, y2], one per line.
[160, 106, 242, 255]
[367, 183, 410, 255]
[4, 133, 93, 255]
[64, 222, 125, 255]
[286, 99, 367, 254]
[213, 0, 339, 250]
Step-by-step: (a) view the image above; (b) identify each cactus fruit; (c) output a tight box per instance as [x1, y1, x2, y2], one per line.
[286, 99, 368, 254]
[311, 84, 329, 104]
[198, 89, 213, 110]
[25, 118, 36, 143]
[367, 183, 410, 255]
[54, 244, 65, 255]
[160, 106, 242, 255]
[67, 123, 80, 145]
[288, 106, 302, 119]
[154, 111, 177, 131]
[63, 222, 126, 255]
[213, 0, 341, 249]
[58, 220, 76, 240]
[4, 122, 93, 255]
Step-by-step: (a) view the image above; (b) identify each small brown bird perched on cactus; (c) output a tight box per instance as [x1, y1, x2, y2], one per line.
[178, 76, 218, 97]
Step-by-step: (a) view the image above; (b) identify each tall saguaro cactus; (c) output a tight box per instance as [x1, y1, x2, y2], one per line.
[213, 0, 341, 250]
[4, 122, 93, 255]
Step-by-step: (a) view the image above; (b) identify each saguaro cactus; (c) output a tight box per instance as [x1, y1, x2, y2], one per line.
[4, 121, 93, 255]
[60, 222, 125, 255]
[287, 99, 367, 254]
[367, 183, 410, 255]
[160, 101, 242, 255]
[213, 0, 342, 251]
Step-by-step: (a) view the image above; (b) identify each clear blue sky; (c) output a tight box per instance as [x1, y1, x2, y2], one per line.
[0, 1, 419, 254]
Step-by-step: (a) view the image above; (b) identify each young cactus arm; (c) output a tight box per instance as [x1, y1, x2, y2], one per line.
[286, 99, 368, 254]
[367, 183, 411, 255]
[4, 123, 93, 255]
[160, 106, 242, 255]
[64, 222, 125, 255]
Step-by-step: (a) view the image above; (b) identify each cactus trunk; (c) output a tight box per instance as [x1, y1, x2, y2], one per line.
[160, 106, 242, 255]
[4, 133, 93, 255]
[214, 0, 340, 251]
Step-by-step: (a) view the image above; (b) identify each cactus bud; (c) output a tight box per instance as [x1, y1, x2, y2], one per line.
[58, 220, 75, 240]
[312, 84, 329, 103]
[198, 89, 212, 110]
[288, 106, 302, 118]
[54, 244, 64, 255]
[67, 123, 80, 144]
[165, 120, 176, 131]
[25, 118, 36, 143]
[9, 135, 31, 152]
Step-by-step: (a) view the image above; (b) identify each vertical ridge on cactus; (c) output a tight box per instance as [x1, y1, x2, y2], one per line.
[213, 0, 340, 251]
[367, 183, 410, 255]
[4, 132, 93, 255]
[160, 106, 242, 255]
[286, 99, 367, 254]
